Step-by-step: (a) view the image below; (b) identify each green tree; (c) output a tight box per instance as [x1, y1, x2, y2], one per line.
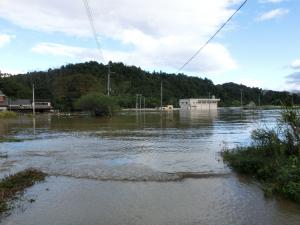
[75, 93, 119, 116]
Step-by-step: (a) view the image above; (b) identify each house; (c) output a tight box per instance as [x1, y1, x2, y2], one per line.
[179, 96, 220, 110]
[0, 90, 8, 111]
[9, 99, 52, 112]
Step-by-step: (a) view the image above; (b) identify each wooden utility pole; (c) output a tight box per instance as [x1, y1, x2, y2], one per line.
[160, 81, 163, 109]
[240, 89, 243, 108]
[32, 84, 35, 117]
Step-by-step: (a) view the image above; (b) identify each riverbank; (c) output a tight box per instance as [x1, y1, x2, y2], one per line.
[223, 147, 300, 203]
[0, 169, 46, 214]
[0, 111, 16, 119]
[223, 106, 300, 204]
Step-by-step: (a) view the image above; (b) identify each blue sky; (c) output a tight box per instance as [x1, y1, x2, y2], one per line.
[0, 0, 299, 91]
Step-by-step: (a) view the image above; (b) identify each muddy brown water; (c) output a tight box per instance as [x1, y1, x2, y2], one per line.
[0, 109, 299, 225]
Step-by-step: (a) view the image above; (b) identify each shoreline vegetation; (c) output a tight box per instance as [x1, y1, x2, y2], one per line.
[0, 137, 23, 143]
[0, 169, 47, 214]
[223, 106, 300, 203]
[0, 111, 17, 119]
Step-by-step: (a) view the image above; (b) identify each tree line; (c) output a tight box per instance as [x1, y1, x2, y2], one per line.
[0, 61, 299, 111]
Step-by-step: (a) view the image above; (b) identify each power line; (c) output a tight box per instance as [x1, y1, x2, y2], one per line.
[176, 0, 248, 73]
[82, 0, 104, 62]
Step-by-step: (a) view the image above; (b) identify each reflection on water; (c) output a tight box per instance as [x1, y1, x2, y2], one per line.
[179, 109, 218, 122]
[1, 109, 299, 225]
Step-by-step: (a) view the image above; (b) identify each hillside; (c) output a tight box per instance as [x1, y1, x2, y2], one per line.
[0, 61, 298, 110]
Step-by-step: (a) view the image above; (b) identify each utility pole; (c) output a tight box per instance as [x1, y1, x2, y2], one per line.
[240, 89, 243, 108]
[160, 81, 163, 109]
[144, 97, 146, 110]
[107, 62, 111, 96]
[32, 83, 35, 117]
[139, 94, 142, 109]
[136, 94, 138, 110]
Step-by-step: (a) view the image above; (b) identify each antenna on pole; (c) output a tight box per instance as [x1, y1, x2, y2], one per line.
[160, 81, 163, 110]
[32, 83, 35, 117]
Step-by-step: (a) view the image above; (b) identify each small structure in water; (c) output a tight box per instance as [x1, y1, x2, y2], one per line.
[179, 96, 220, 110]
[159, 105, 174, 111]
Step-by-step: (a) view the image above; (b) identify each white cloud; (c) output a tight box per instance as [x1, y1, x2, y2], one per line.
[0, 68, 25, 75]
[31, 43, 100, 61]
[0, 34, 14, 48]
[0, 0, 242, 73]
[290, 59, 300, 70]
[238, 78, 263, 88]
[256, 8, 289, 21]
[280, 72, 300, 91]
[31, 41, 237, 73]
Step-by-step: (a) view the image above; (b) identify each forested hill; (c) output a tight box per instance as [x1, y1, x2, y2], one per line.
[0, 61, 298, 110]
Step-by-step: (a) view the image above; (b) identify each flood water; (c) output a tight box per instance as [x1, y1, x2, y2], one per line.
[0, 109, 299, 225]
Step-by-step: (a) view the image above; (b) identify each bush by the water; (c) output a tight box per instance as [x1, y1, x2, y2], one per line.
[223, 106, 300, 203]
[75, 93, 119, 116]
[0, 111, 17, 119]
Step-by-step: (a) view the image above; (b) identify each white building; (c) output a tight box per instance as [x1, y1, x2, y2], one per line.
[179, 97, 220, 110]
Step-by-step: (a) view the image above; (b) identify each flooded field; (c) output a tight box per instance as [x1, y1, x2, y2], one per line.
[0, 109, 299, 225]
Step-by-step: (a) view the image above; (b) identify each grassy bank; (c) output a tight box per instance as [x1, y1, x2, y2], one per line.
[223, 106, 300, 203]
[0, 137, 23, 143]
[0, 111, 17, 119]
[0, 169, 47, 213]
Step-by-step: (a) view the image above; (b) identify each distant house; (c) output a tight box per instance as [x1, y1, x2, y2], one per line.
[179, 96, 220, 110]
[9, 99, 52, 112]
[0, 90, 8, 111]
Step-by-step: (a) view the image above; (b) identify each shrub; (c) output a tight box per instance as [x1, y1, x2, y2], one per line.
[75, 93, 119, 117]
[223, 105, 300, 204]
[0, 111, 17, 119]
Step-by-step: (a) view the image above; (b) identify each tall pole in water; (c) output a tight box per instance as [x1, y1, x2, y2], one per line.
[32, 83, 35, 117]
[240, 89, 243, 108]
[139, 94, 142, 109]
[107, 62, 111, 96]
[160, 81, 163, 110]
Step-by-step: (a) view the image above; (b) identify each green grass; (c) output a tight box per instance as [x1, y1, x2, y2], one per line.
[0, 169, 47, 213]
[0, 111, 17, 119]
[0, 137, 23, 143]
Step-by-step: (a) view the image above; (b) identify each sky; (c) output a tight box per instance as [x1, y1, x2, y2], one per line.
[0, 0, 299, 91]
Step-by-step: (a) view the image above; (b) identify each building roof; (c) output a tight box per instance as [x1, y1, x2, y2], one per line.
[180, 98, 220, 101]
[9, 99, 32, 105]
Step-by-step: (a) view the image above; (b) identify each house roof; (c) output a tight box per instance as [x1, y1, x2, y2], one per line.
[9, 99, 31, 105]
